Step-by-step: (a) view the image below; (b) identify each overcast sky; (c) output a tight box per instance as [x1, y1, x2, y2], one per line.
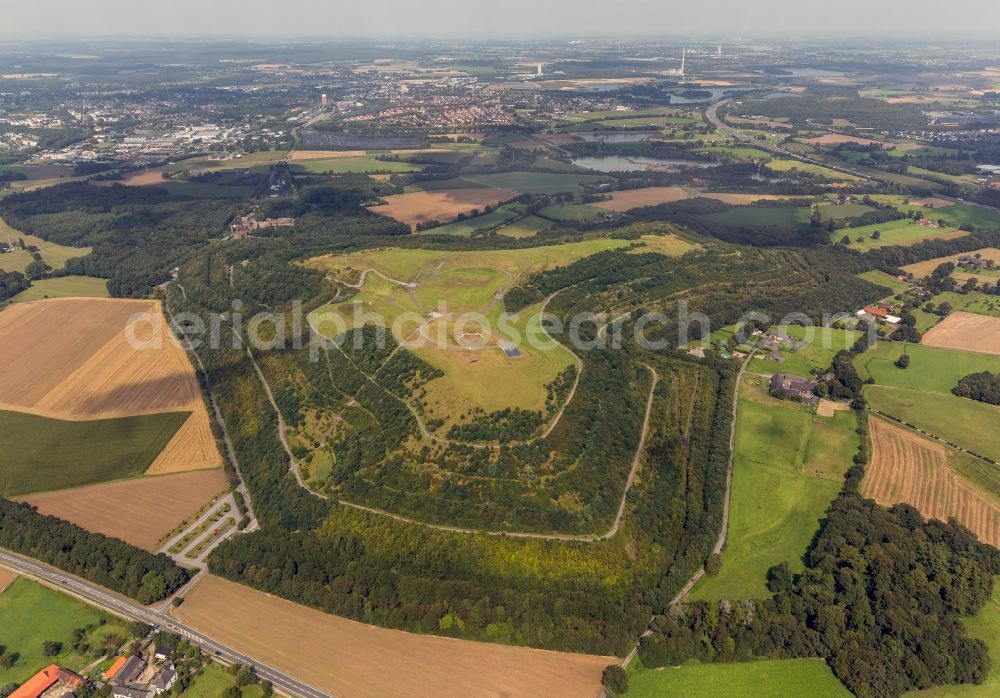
[1, 0, 999, 39]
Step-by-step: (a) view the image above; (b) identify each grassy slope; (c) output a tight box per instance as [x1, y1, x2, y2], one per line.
[833, 219, 966, 251]
[689, 377, 854, 600]
[628, 658, 849, 698]
[0, 410, 190, 496]
[416, 209, 517, 237]
[0, 218, 91, 273]
[0, 577, 136, 685]
[865, 387, 1000, 463]
[857, 270, 911, 294]
[9, 275, 109, 303]
[855, 342, 1000, 393]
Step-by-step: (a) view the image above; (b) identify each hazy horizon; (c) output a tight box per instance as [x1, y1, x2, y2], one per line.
[2, 0, 999, 40]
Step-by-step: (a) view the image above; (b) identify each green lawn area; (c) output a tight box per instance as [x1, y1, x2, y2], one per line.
[9, 275, 109, 303]
[749, 325, 860, 378]
[628, 658, 849, 698]
[857, 342, 1000, 462]
[0, 410, 190, 496]
[182, 663, 264, 698]
[497, 215, 553, 238]
[538, 203, 603, 222]
[909, 584, 1000, 697]
[416, 209, 518, 237]
[766, 159, 860, 181]
[873, 196, 1000, 230]
[857, 270, 911, 295]
[0, 577, 137, 686]
[1, 218, 91, 273]
[689, 376, 854, 601]
[817, 202, 876, 221]
[865, 386, 1000, 463]
[701, 205, 813, 229]
[291, 157, 421, 174]
[930, 291, 1000, 319]
[855, 342, 1000, 393]
[464, 171, 609, 195]
[832, 219, 966, 251]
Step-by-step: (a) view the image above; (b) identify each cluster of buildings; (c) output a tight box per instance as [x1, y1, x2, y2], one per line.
[101, 651, 177, 698]
[769, 374, 820, 406]
[8, 665, 83, 698]
[855, 302, 903, 326]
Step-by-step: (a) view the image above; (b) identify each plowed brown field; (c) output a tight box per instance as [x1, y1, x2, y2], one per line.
[591, 186, 689, 211]
[173, 576, 611, 698]
[369, 187, 515, 227]
[922, 311, 1000, 356]
[0, 567, 17, 593]
[0, 298, 221, 474]
[863, 417, 1000, 546]
[19, 469, 230, 550]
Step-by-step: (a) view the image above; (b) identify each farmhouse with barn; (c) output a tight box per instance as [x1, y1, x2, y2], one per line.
[769, 374, 820, 406]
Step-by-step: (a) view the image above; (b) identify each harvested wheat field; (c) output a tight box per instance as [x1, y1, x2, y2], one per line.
[922, 311, 1000, 356]
[0, 298, 222, 473]
[863, 417, 1000, 547]
[912, 196, 954, 209]
[19, 469, 230, 550]
[903, 247, 1000, 278]
[173, 576, 611, 698]
[0, 567, 17, 594]
[698, 192, 814, 205]
[591, 186, 689, 211]
[800, 133, 884, 147]
[369, 187, 515, 228]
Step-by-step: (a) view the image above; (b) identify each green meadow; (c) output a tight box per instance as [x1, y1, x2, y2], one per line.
[0, 577, 137, 685]
[9, 275, 109, 303]
[689, 377, 855, 601]
[627, 658, 849, 698]
[0, 410, 190, 496]
[865, 387, 1000, 463]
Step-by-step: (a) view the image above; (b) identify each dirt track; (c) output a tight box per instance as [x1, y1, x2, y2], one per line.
[174, 575, 610, 698]
[863, 417, 1000, 547]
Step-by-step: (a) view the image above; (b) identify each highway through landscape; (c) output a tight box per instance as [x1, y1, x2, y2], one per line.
[0, 548, 333, 698]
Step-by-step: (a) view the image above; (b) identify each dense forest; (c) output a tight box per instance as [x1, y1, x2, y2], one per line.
[953, 371, 1000, 406]
[639, 494, 1000, 697]
[0, 498, 190, 603]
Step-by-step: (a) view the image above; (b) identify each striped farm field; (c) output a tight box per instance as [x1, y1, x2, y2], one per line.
[19, 468, 230, 550]
[863, 417, 1000, 547]
[591, 186, 689, 211]
[368, 187, 515, 228]
[0, 298, 222, 475]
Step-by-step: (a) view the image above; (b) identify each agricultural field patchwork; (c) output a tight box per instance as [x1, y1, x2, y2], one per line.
[173, 575, 611, 698]
[922, 311, 1000, 356]
[863, 417, 1000, 547]
[0, 218, 90, 273]
[19, 468, 230, 550]
[591, 186, 689, 211]
[368, 187, 515, 227]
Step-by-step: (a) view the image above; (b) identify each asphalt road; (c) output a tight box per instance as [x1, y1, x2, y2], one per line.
[0, 548, 333, 698]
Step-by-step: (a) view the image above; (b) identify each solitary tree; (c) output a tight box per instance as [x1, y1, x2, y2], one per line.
[601, 665, 628, 696]
[896, 354, 911, 369]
